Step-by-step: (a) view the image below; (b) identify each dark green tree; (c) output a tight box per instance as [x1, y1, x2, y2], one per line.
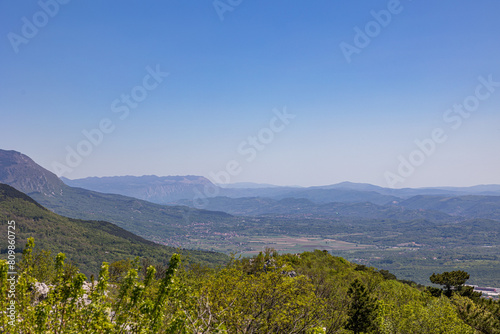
[345, 279, 378, 334]
[452, 295, 500, 334]
[430, 271, 470, 297]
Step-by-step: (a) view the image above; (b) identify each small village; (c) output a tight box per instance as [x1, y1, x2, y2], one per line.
[469, 285, 500, 301]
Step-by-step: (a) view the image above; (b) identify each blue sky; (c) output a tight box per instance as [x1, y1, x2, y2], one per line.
[1, 0, 500, 188]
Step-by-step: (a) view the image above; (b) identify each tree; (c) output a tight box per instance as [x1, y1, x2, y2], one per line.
[451, 295, 500, 334]
[191, 253, 324, 333]
[430, 271, 470, 297]
[346, 279, 378, 334]
[1, 238, 185, 333]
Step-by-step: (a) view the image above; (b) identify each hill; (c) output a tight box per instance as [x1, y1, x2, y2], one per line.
[0, 149, 66, 197]
[0, 150, 234, 246]
[0, 183, 228, 275]
[64, 175, 400, 206]
[400, 195, 500, 220]
[310, 181, 500, 198]
[63, 174, 500, 206]
[175, 196, 452, 222]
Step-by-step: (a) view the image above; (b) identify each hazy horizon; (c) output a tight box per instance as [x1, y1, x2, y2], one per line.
[2, 1, 500, 188]
[60, 171, 500, 190]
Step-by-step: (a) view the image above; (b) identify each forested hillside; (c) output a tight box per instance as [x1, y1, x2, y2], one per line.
[0, 184, 228, 275]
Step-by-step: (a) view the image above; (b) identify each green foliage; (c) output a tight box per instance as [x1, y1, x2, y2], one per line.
[193, 267, 323, 332]
[108, 258, 139, 283]
[430, 270, 470, 296]
[346, 279, 378, 333]
[3, 240, 494, 333]
[1, 238, 185, 333]
[377, 297, 475, 334]
[375, 280, 475, 334]
[378, 269, 397, 281]
[451, 294, 500, 334]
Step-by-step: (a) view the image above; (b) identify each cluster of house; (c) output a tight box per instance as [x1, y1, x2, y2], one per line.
[467, 285, 500, 300]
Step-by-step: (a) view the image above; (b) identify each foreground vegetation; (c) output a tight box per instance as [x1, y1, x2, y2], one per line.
[2, 239, 499, 333]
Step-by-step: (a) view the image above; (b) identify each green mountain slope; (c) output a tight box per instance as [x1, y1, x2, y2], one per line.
[29, 185, 234, 244]
[0, 149, 234, 245]
[400, 195, 500, 220]
[0, 184, 228, 275]
[175, 195, 452, 222]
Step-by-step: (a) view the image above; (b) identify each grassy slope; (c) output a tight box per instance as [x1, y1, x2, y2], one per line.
[0, 184, 229, 275]
[28, 185, 235, 244]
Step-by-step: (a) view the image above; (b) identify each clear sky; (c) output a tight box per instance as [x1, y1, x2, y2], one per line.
[1, 0, 500, 188]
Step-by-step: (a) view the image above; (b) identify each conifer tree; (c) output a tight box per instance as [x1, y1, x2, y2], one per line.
[346, 278, 378, 334]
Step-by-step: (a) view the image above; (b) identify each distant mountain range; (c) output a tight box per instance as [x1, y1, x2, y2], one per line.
[3, 149, 500, 225]
[61, 175, 402, 206]
[399, 195, 500, 221]
[61, 172, 500, 216]
[305, 181, 500, 197]
[61, 175, 214, 203]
